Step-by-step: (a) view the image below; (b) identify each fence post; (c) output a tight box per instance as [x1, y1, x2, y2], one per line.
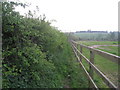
[75, 42, 77, 52]
[77, 43, 79, 55]
[89, 50, 95, 88]
[80, 45, 82, 62]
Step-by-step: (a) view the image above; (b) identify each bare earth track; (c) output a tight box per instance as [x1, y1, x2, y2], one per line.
[90, 45, 119, 48]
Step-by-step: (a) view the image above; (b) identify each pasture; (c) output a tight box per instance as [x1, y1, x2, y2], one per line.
[77, 41, 119, 88]
[78, 41, 119, 56]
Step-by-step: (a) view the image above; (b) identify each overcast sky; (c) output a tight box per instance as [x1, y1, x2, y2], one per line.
[14, 0, 119, 32]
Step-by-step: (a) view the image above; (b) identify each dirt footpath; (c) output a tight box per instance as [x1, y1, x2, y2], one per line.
[90, 45, 119, 48]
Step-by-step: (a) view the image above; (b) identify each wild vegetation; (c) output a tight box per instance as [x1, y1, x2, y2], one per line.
[2, 2, 89, 88]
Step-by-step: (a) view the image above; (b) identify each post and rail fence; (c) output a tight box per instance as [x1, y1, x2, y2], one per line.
[71, 40, 120, 90]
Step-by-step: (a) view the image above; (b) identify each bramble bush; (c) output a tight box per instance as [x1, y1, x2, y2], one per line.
[2, 1, 88, 88]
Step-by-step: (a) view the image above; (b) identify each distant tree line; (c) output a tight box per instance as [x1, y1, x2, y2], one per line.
[68, 31, 119, 41]
[76, 30, 108, 33]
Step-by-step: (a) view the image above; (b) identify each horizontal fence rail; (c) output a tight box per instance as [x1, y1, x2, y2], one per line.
[71, 40, 119, 89]
[72, 45, 98, 89]
[72, 40, 120, 64]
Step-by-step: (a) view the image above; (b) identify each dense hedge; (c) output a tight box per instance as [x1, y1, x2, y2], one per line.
[2, 2, 88, 88]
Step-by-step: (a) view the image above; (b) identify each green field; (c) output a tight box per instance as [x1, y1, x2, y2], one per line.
[78, 41, 119, 56]
[77, 41, 119, 88]
[98, 46, 119, 56]
[78, 41, 118, 46]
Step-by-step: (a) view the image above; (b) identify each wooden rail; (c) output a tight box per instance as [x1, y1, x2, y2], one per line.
[72, 45, 98, 89]
[71, 40, 119, 89]
[72, 41, 119, 63]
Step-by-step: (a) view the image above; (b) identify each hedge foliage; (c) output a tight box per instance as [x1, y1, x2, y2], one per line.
[2, 2, 88, 88]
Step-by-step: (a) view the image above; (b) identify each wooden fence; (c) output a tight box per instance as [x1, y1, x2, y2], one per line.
[71, 40, 120, 89]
